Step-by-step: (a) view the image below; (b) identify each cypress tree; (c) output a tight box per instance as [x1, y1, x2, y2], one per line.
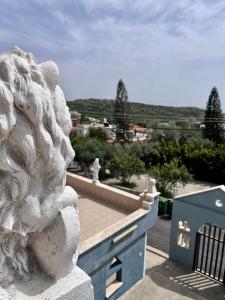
[203, 87, 224, 143]
[114, 79, 131, 142]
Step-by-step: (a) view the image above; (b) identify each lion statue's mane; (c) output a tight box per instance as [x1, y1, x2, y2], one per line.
[0, 47, 78, 288]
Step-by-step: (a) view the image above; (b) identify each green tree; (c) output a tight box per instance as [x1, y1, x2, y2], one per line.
[114, 79, 131, 142]
[203, 87, 224, 143]
[149, 158, 192, 198]
[107, 154, 145, 184]
[88, 128, 107, 142]
[74, 139, 105, 171]
[74, 138, 114, 177]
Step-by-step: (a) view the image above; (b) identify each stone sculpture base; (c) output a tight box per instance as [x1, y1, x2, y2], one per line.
[13, 266, 94, 300]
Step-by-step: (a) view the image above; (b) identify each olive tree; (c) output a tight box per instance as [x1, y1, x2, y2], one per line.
[107, 154, 145, 185]
[149, 158, 192, 198]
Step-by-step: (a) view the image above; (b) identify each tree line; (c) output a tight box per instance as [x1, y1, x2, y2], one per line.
[114, 81, 225, 144]
[71, 80, 225, 197]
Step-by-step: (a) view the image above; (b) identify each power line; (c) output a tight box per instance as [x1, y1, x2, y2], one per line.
[76, 110, 225, 123]
[74, 109, 224, 119]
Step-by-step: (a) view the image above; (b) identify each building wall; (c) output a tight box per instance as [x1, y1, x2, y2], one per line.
[169, 188, 225, 268]
[78, 199, 158, 300]
[89, 235, 145, 300]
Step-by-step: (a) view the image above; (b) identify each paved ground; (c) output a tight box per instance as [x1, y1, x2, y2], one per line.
[119, 249, 225, 300]
[121, 215, 225, 300]
[78, 192, 129, 241]
[174, 181, 217, 197]
[147, 217, 171, 253]
[103, 175, 217, 197]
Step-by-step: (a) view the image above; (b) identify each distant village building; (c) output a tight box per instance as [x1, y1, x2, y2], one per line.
[132, 124, 150, 142]
[70, 110, 81, 127]
[73, 117, 116, 143]
[71, 115, 151, 144]
[76, 124, 90, 136]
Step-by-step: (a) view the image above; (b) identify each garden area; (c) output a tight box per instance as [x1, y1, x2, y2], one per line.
[70, 84, 225, 208]
[70, 127, 225, 198]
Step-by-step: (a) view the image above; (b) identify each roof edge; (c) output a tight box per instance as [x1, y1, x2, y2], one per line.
[175, 185, 225, 200]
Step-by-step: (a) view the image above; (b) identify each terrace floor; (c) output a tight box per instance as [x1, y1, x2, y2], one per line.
[78, 192, 129, 242]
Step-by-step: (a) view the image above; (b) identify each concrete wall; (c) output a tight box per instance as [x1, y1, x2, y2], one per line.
[88, 235, 146, 300]
[169, 187, 225, 268]
[67, 173, 142, 212]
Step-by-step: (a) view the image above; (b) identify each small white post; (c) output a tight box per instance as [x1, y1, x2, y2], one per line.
[140, 177, 160, 210]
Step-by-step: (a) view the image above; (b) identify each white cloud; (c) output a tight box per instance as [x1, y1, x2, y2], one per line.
[1, 0, 225, 107]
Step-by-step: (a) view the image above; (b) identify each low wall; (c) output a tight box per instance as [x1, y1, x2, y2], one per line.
[66, 172, 142, 212]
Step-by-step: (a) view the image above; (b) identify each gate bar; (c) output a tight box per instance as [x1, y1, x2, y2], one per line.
[213, 228, 222, 278]
[209, 225, 217, 277]
[193, 233, 200, 270]
[200, 225, 207, 271]
[204, 225, 212, 275]
[218, 233, 225, 281]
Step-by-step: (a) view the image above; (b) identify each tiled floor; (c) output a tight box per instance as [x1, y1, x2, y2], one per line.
[78, 193, 129, 242]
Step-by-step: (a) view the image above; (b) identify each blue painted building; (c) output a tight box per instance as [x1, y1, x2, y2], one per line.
[67, 173, 159, 300]
[169, 186, 225, 283]
[78, 201, 158, 300]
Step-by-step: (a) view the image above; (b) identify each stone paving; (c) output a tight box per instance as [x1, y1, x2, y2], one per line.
[78, 192, 129, 242]
[119, 249, 225, 300]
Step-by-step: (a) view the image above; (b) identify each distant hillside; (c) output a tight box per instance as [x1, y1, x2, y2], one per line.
[67, 98, 205, 122]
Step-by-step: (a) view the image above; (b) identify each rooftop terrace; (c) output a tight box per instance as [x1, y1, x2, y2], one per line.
[78, 192, 129, 242]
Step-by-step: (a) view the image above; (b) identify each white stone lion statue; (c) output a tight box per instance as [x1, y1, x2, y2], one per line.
[0, 47, 79, 294]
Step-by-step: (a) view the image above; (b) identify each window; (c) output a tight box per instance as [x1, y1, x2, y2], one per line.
[215, 199, 223, 208]
[178, 220, 190, 232]
[177, 232, 190, 249]
[177, 220, 190, 249]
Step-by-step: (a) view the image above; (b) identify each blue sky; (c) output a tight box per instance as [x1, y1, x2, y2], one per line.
[1, 0, 225, 109]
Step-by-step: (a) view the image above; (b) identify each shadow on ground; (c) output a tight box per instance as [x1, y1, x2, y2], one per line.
[147, 259, 225, 300]
[147, 216, 171, 254]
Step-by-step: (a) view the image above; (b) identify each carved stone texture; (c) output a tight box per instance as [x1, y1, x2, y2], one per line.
[0, 47, 79, 294]
[29, 205, 80, 280]
[90, 158, 101, 183]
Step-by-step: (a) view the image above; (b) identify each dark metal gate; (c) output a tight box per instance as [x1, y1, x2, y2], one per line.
[193, 224, 225, 284]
